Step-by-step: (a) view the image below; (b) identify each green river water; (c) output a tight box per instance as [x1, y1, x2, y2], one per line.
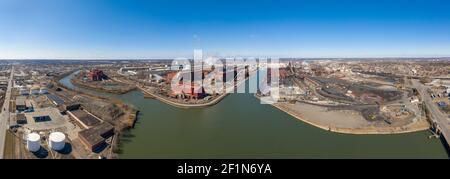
[60, 72, 449, 159]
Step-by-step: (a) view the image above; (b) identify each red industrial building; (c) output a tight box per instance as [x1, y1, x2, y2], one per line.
[165, 71, 180, 84]
[165, 71, 210, 100]
[168, 82, 206, 100]
[88, 69, 108, 81]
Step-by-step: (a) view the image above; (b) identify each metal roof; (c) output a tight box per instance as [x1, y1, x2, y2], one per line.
[46, 94, 64, 105]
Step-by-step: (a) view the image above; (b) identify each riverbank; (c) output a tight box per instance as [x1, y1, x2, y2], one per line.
[138, 85, 229, 108]
[57, 75, 139, 158]
[58, 71, 449, 158]
[256, 95, 430, 135]
[115, 69, 254, 109]
[71, 72, 136, 94]
[55, 81, 139, 129]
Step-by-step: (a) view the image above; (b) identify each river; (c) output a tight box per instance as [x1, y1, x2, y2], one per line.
[59, 72, 449, 158]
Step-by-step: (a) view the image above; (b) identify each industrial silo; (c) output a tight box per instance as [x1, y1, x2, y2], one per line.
[27, 133, 41, 152]
[49, 132, 66, 151]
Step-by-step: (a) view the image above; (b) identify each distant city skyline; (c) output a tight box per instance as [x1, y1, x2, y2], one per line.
[1, 0, 450, 59]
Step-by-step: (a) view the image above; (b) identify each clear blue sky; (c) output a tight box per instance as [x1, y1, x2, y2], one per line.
[1, 0, 450, 59]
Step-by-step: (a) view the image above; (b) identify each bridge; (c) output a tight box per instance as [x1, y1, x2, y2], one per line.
[411, 79, 450, 149]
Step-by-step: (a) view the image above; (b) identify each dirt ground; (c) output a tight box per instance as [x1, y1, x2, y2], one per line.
[273, 101, 430, 134]
[278, 102, 370, 129]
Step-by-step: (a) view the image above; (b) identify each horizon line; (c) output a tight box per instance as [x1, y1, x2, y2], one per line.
[1, 57, 450, 61]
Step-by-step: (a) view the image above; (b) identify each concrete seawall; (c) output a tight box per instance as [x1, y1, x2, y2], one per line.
[135, 72, 251, 109]
[137, 86, 229, 108]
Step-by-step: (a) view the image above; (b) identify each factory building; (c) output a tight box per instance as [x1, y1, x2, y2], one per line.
[16, 113, 27, 125]
[46, 94, 65, 106]
[65, 103, 81, 111]
[67, 109, 101, 129]
[166, 71, 207, 99]
[88, 69, 108, 81]
[15, 96, 27, 111]
[168, 82, 206, 100]
[165, 71, 179, 84]
[9, 113, 28, 128]
[78, 122, 115, 152]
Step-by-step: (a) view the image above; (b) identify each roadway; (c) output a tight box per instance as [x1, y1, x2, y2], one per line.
[411, 79, 450, 148]
[0, 66, 14, 159]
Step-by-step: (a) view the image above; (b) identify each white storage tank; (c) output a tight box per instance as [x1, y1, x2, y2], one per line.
[27, 133, 41, 152]
[49, 132, 66, 151]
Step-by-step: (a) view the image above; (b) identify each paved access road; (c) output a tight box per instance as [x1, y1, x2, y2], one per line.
[0, 66, 14, 159]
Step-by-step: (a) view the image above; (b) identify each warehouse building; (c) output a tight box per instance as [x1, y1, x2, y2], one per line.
[65, 103, 81, 111]
[46, 94, 65, 106]
[16, 96, 27, 111]
[67, 109, 102, 129]
[16, 113, 27, 125]
[78, 122, 115, 152]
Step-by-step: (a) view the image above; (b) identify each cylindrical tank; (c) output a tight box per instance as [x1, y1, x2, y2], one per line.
[49, 132, 66, 151]
[27, 133, 41, 152]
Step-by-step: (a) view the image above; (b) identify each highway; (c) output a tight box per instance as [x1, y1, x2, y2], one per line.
[0, 66, 14, 159]
[411, 79, 450, 148]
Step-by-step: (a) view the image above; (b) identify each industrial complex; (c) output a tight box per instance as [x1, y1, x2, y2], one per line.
[0, 58, 449, 159]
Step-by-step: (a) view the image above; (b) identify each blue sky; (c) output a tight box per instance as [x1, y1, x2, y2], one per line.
[1, 0, 450, 59]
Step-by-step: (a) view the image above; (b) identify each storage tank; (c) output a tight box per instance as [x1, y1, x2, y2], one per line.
[49, 132, 66, 151]
[27, 133, 41, 152]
